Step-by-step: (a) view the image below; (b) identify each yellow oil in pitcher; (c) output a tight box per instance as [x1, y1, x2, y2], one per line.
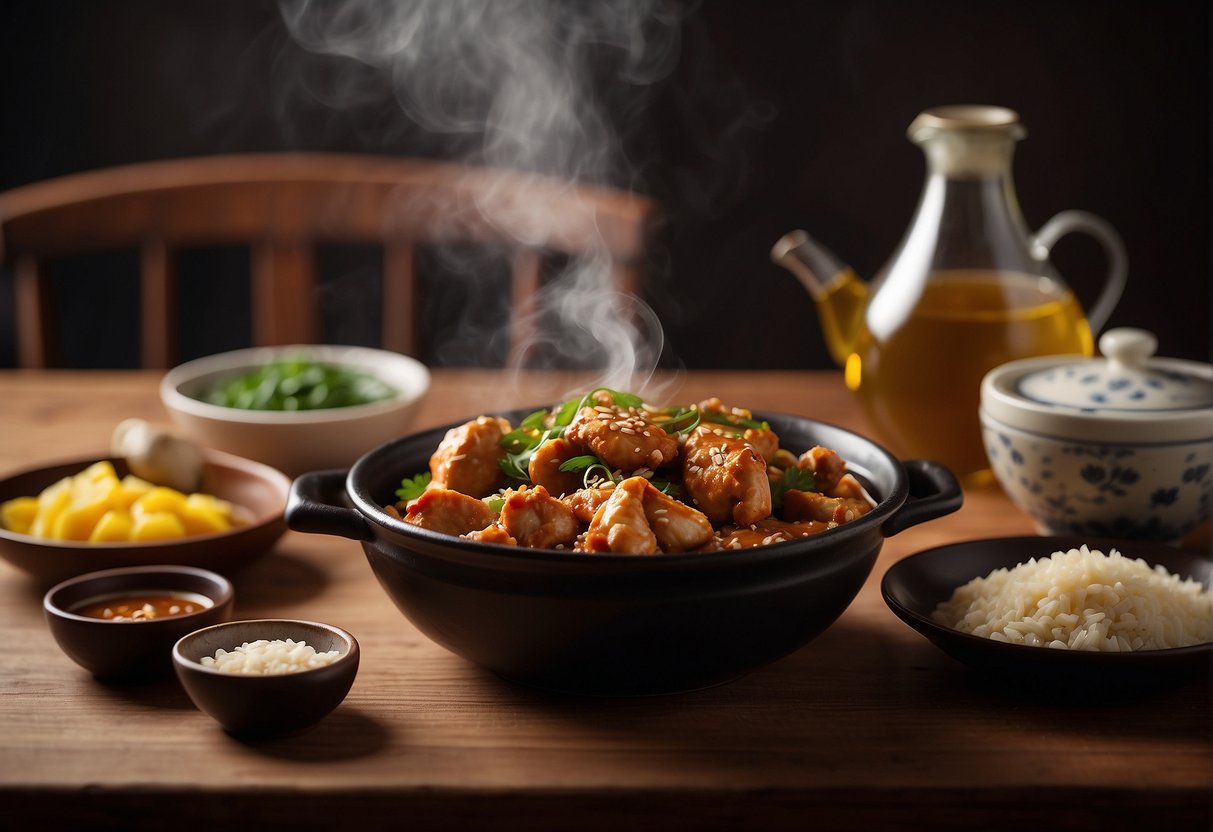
[845, 270, 1093, 481]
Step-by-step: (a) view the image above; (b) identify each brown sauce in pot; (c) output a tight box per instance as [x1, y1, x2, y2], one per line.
[715, 518, 834, 550]
[73, 591, 212, 622]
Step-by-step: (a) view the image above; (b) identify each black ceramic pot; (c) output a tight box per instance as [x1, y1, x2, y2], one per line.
[287, 411, 962, 696]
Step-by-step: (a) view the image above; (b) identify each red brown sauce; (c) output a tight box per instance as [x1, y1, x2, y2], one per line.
[714, 517, 835, 550]
[73, 591, 212, 622]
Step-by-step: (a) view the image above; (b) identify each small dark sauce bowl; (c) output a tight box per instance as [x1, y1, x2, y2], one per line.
[44, 564, 234, 680]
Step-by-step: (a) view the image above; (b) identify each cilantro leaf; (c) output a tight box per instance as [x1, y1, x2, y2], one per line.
[553, 396, 583, 426]
[498, 452, 532, 481]
[500, 408, 560, 455]
[499, 426, 540, 454]
[395, 472, 432, 501]
[520, 409, 550, 430]
[558, 454, 601, 473]
[606, 389, 645, 409]
[770, 466, 816, 512]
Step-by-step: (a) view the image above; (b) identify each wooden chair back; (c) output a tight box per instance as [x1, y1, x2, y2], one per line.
[0, 153, 657, 368]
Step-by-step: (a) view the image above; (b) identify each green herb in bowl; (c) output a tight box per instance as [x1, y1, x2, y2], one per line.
[200, 360, 397, 411]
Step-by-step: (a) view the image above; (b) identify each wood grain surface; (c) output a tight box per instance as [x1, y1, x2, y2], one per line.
[0, 370, 1208, 831]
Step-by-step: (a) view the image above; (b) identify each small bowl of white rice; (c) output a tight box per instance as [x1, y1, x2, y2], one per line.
[173, 618, 359, 736]
[882, 536, 1213, 688]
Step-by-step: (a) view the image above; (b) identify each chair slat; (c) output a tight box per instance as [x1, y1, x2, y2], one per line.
[382, 240, 419, 357]
[507, 248, 543, 366]
[14, 256, 57, 368]
[139, 239, 175, 368]
[252, 239, 318, 346]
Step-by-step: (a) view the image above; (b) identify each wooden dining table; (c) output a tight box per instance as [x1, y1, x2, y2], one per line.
[1, 368, 1209, 831]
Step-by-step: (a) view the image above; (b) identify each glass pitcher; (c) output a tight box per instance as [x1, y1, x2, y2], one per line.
[777, 105, 1127, 484]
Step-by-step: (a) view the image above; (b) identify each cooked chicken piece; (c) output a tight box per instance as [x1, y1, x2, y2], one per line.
[839, 492, 876, 519]
[641, 482, 713, 553]
[696, 397, 780, 461]
[714, 517, 834, 550]
[579, 477, 659, 554]
[771, 448, 799, 470]
[682, 425, 771, 526]
[464, 522, 518, 546]
[527, 437, 589, 497]
[832, 473, 872, 502]
[742, 427, 780, 463]
[782, 490, 847, 524]
[576, 476, 711, 554]
[565, 401, 679, 473]
[561, 481, 617, 524]
[796, 446, 846, 493]
[404, 488, 496, 536]
[499, 484, 580, 549]
[429, 416, 511, 498]
[783, 489, 873, 524]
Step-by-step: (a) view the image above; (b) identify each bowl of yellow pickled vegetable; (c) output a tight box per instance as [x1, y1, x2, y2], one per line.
[0, 450, 290, 585]
[160, 345, 430, 476]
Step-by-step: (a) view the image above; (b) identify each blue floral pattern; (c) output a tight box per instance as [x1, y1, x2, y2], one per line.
[981, 422, 1212, 543]
[1018, 361, 1210, 410]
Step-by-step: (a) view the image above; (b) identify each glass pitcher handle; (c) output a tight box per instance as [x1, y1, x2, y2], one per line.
[1030, 210, 1128, 333]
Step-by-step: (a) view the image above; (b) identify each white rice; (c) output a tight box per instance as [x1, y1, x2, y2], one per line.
[201, 638, 343, 675]
[932, 545, 1213, 651]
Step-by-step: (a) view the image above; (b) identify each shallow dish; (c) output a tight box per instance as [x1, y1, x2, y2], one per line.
[882, 535, 1212, 685]
[161, 344, 431, 476]
[287, 409, 963, 696]
[0, 450, 289, 585]
[173, 619, 359, 737]
[44, 565, 234, 679]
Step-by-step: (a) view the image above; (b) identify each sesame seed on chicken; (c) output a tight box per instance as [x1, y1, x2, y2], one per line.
[682, 424, 772, 527]
[498, 484, 580, 549]
[564, 401, 678, 475]
[429, 416, 512, 498]
[403, 488, 496, 537]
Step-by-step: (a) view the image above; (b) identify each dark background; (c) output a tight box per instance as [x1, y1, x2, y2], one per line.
[0, 0, 1208, 369]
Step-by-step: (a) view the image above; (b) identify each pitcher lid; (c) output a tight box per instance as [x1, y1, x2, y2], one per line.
[908, 105, 1025, 141]
[980, 328, 1213, 443]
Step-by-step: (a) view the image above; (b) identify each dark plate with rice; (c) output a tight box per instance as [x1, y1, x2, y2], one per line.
[882, 535, 1213, 688]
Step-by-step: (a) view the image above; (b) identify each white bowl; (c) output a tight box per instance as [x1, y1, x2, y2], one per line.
[980, 329, 1212, 542]
[161, 345, 430, 476]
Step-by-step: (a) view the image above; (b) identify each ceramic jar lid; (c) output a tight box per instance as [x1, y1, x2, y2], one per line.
[980, 328, 1213, 443]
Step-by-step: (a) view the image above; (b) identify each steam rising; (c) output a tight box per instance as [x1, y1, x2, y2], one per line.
[279, 0, 685, 396]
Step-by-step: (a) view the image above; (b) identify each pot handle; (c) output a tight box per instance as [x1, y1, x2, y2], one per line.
[880, 459, 963, 537]
[286, 470, 374, 542]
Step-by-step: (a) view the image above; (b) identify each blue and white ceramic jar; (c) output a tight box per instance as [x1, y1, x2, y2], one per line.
[980, 328, 1212, 542]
